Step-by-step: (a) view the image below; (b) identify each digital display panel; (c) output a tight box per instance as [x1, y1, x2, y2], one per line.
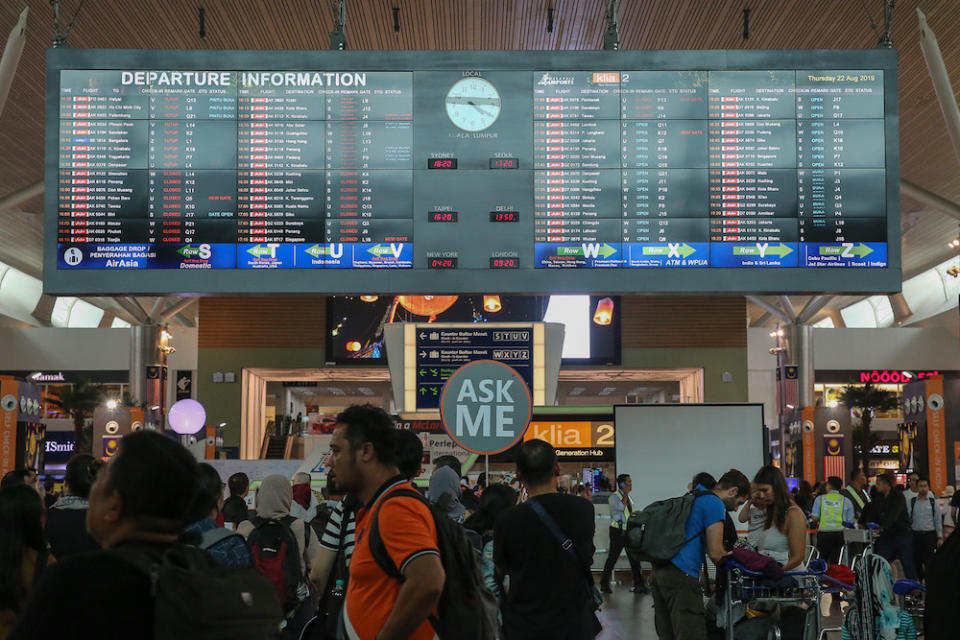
[326, 294, 620, 365]
[46, 50, 899, 294]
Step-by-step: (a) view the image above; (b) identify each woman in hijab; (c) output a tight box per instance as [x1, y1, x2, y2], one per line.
[237, 475, 321, 579]
[428, 464, 466, 523]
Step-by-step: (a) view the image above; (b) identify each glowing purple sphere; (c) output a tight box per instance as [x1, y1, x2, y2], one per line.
[168, 399, 206, 435]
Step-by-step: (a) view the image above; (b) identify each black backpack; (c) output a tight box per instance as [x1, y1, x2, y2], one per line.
[113, 543, 282, 640]
[246, 515, 310, 613]
[368, 488, 499, 640]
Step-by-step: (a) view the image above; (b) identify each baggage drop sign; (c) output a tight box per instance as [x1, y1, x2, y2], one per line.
[440, 360, 532, 455]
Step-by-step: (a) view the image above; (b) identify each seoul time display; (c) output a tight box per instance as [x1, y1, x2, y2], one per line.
[46, 49, 899, 295]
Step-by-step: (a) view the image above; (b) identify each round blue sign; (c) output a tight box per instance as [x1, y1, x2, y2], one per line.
[439, 360, 532, 455]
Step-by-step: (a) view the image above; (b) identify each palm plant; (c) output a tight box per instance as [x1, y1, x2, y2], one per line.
[47, 381, 105, 453]
[838, 382, 900, 473]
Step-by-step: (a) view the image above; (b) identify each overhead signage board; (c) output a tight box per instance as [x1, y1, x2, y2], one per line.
[415, 326, 533, 410]
[439, 360, 532, 455]
[46, 49, 899, 294]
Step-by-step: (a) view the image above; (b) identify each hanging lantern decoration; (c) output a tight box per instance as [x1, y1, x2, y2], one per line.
[396, 295, 458, 320]
[360, 296, 379, 302]
[593, 297, 614, 326]
[483, 295, 502, 313]
[345, 340, 362, 352]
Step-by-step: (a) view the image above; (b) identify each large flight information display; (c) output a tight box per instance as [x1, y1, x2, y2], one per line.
[45, 50, 899, 294]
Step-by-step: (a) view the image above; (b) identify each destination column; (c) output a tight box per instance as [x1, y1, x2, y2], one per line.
[619, 71, 710, 267]
[707, 71, 799, 268]
[236, 72, 327, 269]
[532, 71, 622, 269]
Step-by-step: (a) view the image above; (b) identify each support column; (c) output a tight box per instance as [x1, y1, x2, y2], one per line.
[130, 324, 170, 431]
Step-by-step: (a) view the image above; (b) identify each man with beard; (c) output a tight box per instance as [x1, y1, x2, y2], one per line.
[651, 469, 750, 640]
[326, 405, 443, 640]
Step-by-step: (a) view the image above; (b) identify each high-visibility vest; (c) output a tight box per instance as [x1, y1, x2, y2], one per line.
[610, 491, 634, 530]
[819, 491, 845, 532]
[844, 485, 866, 512]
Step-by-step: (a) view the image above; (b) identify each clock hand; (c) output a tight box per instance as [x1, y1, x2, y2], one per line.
[468, 101, 494, 118]
[445, 96, 501, 106]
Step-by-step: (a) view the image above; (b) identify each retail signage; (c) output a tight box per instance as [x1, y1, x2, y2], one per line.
[30, 372, 66, 382]
[175, 370, 193, 401]
[869, 440, 900, 457]
[858, 370, 941, 384]
[415, 326, 533, 410]
[0, 379, 18, 477]
[394, 419, 445, 434]
[439, 360, 532, 455]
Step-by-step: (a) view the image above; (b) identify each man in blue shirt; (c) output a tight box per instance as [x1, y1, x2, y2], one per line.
[651, 469, 750, 640]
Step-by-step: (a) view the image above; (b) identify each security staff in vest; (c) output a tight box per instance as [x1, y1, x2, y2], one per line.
[599, 474, 646, 594]
[810, 476, 855, 564]
[842, 469, 870, 519]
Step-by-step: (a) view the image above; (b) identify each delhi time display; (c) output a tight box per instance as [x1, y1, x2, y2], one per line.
[46, 49, 899, 294]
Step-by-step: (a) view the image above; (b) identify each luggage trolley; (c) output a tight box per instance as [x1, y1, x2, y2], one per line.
[722, 559, 828, 640]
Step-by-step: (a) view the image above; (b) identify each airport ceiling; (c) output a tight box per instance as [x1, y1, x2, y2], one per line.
[1, 0, 959, 328]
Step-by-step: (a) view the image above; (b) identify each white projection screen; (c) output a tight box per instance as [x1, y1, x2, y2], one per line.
[614, 404, 766, 512]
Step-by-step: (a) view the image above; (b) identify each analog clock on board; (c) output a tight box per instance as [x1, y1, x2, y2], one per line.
[445, 77, 501, 132]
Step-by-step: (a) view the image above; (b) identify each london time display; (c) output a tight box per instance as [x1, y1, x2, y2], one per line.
[46, 50, 899, 294]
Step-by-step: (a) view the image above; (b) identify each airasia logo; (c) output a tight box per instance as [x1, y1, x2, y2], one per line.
[858, 370, 940, 384]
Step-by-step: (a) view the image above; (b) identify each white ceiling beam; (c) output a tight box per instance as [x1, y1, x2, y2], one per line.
[745, 296, 790, 323]
[113, 297, 150, 324]
[796, 295, 833, 325]
[778, 295, 797, 322]
[158, 298, 196, 322]
[901, 180, 960, 222]
[0, 7, 27, 120]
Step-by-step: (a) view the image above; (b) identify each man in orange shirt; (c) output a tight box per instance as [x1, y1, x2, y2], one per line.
[328, 405, 445, 640]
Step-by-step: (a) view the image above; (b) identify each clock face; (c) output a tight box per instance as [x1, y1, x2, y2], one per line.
[445, 77, 501, 132]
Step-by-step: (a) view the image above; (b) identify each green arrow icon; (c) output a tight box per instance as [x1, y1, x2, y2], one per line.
[818, 243, 873, 258]
[733, 243, 793, 258]
[246, 244, 274, 258]
[367, 244, 394, 256]
[177, 245, 202, 258]
[305, 244, 331, 258]
[641, 243, 697, 258]
[556, 243, 618, 258]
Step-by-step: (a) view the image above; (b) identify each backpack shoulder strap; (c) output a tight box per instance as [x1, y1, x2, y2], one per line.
[368, 488, 431, 583]
[910, 496, 917, 514]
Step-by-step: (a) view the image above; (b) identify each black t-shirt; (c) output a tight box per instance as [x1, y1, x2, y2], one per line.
[950, 493, 960, 510]
[222, 495, 250, 524]
[494, 493, 597, 640]
[9, 542, 165, 639]
[44, 508, 100, 559]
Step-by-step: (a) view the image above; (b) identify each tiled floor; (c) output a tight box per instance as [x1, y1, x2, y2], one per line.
[597, 582, 846, 639]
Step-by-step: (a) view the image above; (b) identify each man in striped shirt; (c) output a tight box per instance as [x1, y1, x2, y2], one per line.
[312, 430, 425, 590]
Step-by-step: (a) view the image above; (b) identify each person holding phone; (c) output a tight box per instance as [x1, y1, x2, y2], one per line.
[599, 474, 646, 594]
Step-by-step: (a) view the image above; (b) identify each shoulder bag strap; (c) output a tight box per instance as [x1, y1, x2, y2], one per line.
[526, 498, 597, 595]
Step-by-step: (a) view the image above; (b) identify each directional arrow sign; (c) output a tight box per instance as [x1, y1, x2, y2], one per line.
[247, 245, 274, 258]
[819, 243, 873, 258]
[177, 246, 204, 258]
[304, 244, 331, 259]
[642, 243, 697, 258]
[367, 244, 394, 256]
[733, 243, 793, 257]
[556, 243, 618, 258]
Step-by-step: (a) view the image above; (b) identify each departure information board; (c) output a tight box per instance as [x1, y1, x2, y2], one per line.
[45, 50, 900, 294]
